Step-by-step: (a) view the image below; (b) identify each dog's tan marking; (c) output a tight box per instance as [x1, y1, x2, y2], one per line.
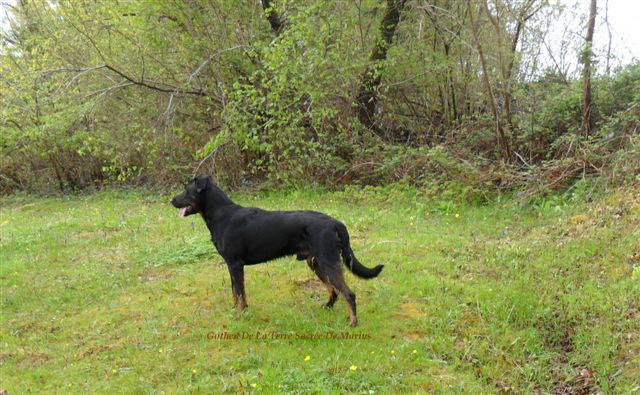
[232, 284, 238, 306]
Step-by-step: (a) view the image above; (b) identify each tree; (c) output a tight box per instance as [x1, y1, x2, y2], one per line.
[355, 0, 407, 138]
[261, 0, 286, 35]
[581, 0, 597, 135]
[467, 0, 512, 162]
[482, 0, 543, 135]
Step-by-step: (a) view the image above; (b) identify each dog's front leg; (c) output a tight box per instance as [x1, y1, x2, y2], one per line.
[227, 263, 247, 311]
[228, 270, 238, 307]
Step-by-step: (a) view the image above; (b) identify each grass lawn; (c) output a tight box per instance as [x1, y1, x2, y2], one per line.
[1, 184, 639, 394]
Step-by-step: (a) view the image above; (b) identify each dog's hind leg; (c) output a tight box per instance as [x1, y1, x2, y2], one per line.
[312, 231, 356, 326]
[321, 260, 357, 327]
[307, 256, 338, 308]
[324, 287, 339, 308]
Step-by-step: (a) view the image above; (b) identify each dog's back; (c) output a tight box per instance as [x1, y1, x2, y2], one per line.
[214, 207, 339, 265]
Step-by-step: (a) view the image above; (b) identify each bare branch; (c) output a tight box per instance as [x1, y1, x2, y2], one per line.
[187, 45, 244, 84]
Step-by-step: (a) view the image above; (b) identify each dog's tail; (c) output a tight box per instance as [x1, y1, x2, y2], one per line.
[336, 223, 383, 279]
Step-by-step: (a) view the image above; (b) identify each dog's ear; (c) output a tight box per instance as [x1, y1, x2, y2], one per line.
[195, 176, 210, 193]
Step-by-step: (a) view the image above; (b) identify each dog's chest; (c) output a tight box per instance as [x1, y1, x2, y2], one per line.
[209, 226, 232, 258]
[210, 233, 223, 253]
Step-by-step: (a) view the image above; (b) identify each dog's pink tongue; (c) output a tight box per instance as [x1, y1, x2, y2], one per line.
[179, 207, 188, 218]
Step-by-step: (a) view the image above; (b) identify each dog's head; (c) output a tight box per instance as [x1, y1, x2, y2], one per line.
[170, 176, 212, 217]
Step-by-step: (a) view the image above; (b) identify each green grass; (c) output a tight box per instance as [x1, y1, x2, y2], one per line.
[1, 185, 639, 394]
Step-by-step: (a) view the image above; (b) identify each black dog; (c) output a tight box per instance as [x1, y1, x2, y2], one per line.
[170, 176, 383, 326]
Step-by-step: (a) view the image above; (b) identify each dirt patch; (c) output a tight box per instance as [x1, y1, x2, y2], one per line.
[0, 350, 50, 368]
[144, 272, 174, 282]
[77, 339, 126, 359]
[296, 278, 326, 292]
[553, 367, 601, 395]
[616, 327, 640, 389]
[402, 330, 427, 340]
[398, 302, 426, 319]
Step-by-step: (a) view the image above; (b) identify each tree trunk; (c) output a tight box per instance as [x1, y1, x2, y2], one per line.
[424, 1, 461, 124]
[501, 19, 521, 132]
[481, 0, 541, 158]
[581, 0, 597, 136]
[467, 0, 512, 162]
[604, 0, 612, 76]
[482, 0, 510, 130]
[432, 32, 448, 127]
[444, 42, 459, 123]
[355, 0, 407, 138]
[504, 1, 541, 135]
[261, 0, 286, 35]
